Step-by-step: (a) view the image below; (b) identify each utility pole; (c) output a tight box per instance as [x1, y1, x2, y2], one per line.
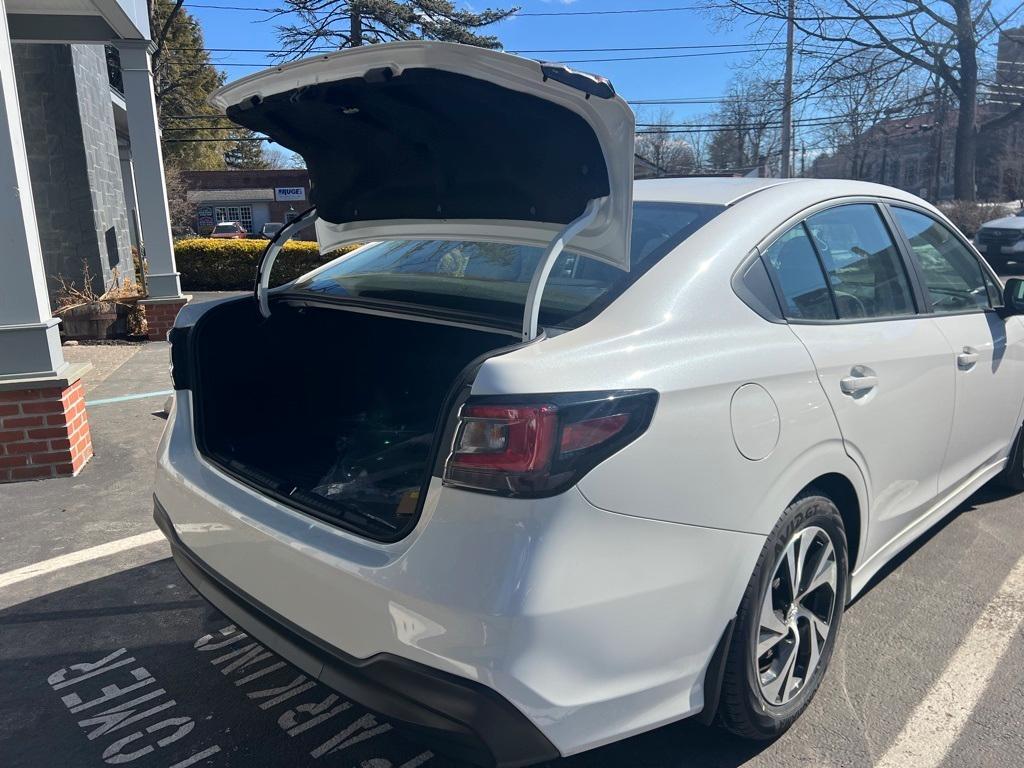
[779, 0, 795, 178]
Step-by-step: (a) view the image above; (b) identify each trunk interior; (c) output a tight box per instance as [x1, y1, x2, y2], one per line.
[189, 297, 515, 540]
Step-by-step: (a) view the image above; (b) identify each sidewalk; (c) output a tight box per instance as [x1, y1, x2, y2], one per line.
[0, 342, 171, 576]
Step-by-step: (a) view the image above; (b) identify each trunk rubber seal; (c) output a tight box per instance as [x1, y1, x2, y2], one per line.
[186, 295, 527, 543]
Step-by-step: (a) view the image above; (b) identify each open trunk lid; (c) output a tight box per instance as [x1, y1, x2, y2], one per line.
[210, 41, 635, 270]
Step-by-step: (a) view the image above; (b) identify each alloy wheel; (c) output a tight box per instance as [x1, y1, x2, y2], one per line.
[754, 525, 839, 707]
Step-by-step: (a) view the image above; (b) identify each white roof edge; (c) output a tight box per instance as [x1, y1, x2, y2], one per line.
[724, 180, 800, 206]
[632, 177, 934, 210]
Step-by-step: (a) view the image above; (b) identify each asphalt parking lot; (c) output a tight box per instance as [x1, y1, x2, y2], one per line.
[1, 291, 1023, 768]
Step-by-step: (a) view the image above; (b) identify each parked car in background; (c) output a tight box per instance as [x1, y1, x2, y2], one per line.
[154, 42, 1024, 767]
[209, 221, 247, 239]
[260, 222, 283, 239]
[974, 206, 1024, 271]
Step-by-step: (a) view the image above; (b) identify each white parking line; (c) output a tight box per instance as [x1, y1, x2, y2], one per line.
[0, 530, 165, 589]
[875, 554, 1024, 768]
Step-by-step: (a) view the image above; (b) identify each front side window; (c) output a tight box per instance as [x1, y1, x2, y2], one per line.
[762, 223, 836, 320]
[892, 207, 991, 313]
[806, 204, 916, 319]
[293, 202, 724, 329]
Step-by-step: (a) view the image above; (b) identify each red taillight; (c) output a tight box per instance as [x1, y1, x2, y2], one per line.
[451, 405, 559, 472]
[559, 413, 628, 454]
[444, 391, 658, 497]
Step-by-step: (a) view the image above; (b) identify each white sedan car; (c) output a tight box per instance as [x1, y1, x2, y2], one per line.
[154, 42, 1024, 766]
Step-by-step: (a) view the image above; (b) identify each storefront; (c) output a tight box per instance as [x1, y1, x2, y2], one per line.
[183, 169, 314, 238]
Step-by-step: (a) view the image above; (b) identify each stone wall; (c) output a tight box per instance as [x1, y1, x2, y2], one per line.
[12, 43, 134, 301]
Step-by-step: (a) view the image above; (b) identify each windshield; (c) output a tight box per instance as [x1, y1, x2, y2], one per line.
[292, 202, 723, 329]
[213, 223, 238, 234]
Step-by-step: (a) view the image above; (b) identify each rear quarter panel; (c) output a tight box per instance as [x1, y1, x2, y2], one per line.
[472, 207, 867, 539]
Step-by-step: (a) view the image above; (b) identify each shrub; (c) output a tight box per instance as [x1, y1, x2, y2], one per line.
[938, 200, 1013, 238]
[174, 238, 360, 291]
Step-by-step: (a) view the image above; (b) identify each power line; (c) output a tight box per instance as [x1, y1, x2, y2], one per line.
[169, 41, 806, 55]
[169, 45, 830, 67]
[165, 111, 961, 141]
[182, 2, 741, 16]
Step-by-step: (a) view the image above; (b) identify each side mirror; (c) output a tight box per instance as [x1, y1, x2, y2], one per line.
[1003, 278, 1024, 316]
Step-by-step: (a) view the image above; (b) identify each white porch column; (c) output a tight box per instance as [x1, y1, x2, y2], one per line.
[0, 0, 66, 379]
[114, 39, 182, 300]
[118, 138, 142, 250]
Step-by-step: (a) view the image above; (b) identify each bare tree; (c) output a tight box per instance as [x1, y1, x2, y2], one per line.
[687, 119, 713, 172]
[635, 109, 697, 176]
[814, 52, 927, 178]
[162, 165, 194, 235]
[707, 76, 784, 174]
[721, 0, 1024, 199]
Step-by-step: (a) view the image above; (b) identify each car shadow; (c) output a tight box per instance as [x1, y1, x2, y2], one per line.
[849, 482, 1018, 606]
[538, 719, 769, 768]
[0, 558, 771, 768]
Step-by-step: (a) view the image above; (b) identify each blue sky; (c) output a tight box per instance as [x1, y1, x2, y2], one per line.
[185, 0, 787, 124]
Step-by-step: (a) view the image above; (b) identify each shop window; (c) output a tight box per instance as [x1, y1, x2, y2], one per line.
[215, 205, 253, 232]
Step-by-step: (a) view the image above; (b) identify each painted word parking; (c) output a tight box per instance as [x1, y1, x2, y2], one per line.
[192, 624, 433, 766]
[44, 629, 435, 768]
[48, 648, 220, 767]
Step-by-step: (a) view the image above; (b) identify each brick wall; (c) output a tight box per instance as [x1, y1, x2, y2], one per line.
[183, 169, 310, 191]
[142, 299, 189, 342]
[0, 381, 93, 482]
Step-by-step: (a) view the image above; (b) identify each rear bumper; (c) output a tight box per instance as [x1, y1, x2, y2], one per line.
[156, 390, 764, 758]
[155, 498, 556, 767]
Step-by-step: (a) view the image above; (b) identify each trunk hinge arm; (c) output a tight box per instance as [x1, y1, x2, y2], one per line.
[521, 198, 604, 341]
[255, 206, 318, 319]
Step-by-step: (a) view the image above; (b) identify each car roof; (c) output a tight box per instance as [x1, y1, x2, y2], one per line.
[633, 177, 929, 208]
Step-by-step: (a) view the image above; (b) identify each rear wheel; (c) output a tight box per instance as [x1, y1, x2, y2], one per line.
[718, 491, 848, 740]
[997, 426, 1024, 491]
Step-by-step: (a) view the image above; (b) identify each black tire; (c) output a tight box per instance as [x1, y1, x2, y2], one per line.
[996, 426, 1024, 491]
[718, 489, 849, 740]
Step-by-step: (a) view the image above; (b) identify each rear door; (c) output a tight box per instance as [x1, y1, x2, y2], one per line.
[761, 201, 956, 558]
[889, 205, 1024, 493]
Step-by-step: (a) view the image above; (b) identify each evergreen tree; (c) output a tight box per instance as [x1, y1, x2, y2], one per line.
[150, 0, 229, 170]
[224, 129, 274, 169]
[275, 0, 517, 57]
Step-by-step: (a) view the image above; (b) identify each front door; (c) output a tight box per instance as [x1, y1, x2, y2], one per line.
[762, 202, 956, 559]
[890, 206, 1024, 493]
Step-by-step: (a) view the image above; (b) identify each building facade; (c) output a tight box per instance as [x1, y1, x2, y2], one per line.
[13, 43, 136, 296]
[0, 0, 185, 483]
[811, 26, 1024, 202]
[182, 169, 314, 238]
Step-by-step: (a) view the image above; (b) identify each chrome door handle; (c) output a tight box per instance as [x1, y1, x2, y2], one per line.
[957, 347, 979, 370]
[840, 374, 879, 395]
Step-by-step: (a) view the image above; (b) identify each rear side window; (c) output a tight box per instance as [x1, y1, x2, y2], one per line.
[762, 224, 836, 320]
[293, 202, 723, 328]
[805, 204, 916, 319]
[893, 208, 991, 313]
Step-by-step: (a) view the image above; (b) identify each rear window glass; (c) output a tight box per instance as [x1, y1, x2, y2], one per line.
[291, 202, 723, 328]
[213, 223, 237, 234]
